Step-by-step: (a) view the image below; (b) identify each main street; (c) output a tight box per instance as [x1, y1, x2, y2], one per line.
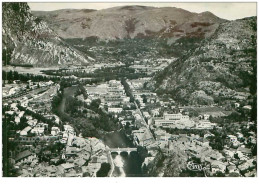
[134, 101, 155, 142]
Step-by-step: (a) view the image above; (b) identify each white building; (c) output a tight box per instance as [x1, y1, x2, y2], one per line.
[154, 112, 194, 129]
[64, 125, 75, 135]
[20, 126, 32, 136]
[51, 127, 60, 136]
[196, 120, 216, 130]
[108, 107, 123, 113]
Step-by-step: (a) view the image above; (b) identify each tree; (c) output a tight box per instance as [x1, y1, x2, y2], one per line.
[141, 94, 147, 103]
[137, 146, 149, 161]
[90, 99, 101, 110]
[234, 153, 239, 160]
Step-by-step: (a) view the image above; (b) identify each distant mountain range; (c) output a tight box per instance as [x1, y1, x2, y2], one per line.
[32, 5, 226, 40]
[2, 3, 92, 67]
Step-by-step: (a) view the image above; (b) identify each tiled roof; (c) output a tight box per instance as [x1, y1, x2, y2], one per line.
[15, 150, 33, 161]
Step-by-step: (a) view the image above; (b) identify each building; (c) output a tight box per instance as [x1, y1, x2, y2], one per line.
[133, 127, 154, 147]
[196, 120, 216, 130]
[51, 127, 60, 136]
[15, 150, 36, 163]
[64, 125, 75, 134]
[108, 107, 123, 113]
[211, 161, 227, 174]
[31, 123, 47, 135]
[20, 126, 32, 136]
[154, 112, 194, 129]
[154, 129, 171, 141]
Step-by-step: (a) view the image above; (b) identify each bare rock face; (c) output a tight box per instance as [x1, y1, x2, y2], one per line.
[32, 6, 226, 40]
[2, 2, 92, 67]
[153, 17, 257, 105]
[144, 150, 188, 177]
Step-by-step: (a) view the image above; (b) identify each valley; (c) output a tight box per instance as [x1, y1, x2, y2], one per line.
[2, 2, 257, 178]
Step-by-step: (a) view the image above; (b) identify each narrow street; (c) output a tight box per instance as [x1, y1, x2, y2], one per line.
[134, 101, 155, 142]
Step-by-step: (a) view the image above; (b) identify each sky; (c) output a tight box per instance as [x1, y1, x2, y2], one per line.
[28, 2, 257, 20]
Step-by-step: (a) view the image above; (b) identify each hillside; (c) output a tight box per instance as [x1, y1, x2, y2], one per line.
[2, 3, 92, 67]
[152, 17, 257, 105]
[32, 6, 226, 40]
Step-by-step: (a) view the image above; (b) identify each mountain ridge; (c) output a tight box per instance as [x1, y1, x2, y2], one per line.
[32, 5, 226, 40]
[152, 16, 257, 105]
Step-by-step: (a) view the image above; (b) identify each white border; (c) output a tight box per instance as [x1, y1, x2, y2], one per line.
[0, 1, 258, 195]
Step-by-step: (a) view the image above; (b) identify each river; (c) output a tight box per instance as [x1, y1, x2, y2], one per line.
[103, 131, 144, 177]
[57, 86, 78, 116]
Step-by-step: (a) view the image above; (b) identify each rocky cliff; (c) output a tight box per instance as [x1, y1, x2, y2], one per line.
[152, 17, 257, 105]
[2, 2, 92, 67]
[144, 150, 188, 177]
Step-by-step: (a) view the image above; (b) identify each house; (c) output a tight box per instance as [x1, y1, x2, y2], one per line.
[74, 158, 86, 167]
[61, 163, 75, 172]
[154, 129, 171, 141]
[227, 135, 238, 143]
[67, 133, 75, 146]
[64, 125, 75, 134]
[223, 149, 235, 159]
[244, 169, 257, 177]
[15, 116, 20, 124]
[31, 123, 45, 135]
[15, 150, 36, 163]
[72, 137, 87, 148]
[227, 165, 240, 174]
[10, 103, 18, 111]
[20, 126, 32, 136]
[238, 159, 255, 173]
[243, 105, 252, 110]
[51, 127, 60, 136]
[27, 119, 38, 127]
[237, 147, 252, 157]
[65, 147, 80, 157]
[211, 161, 226, 174]
[195, 137, 210, 147]
[142, 157, 155, 167]
[5, 111, 14, 116]
[211, 151, 225, 161]
[151, 109, 160, 117]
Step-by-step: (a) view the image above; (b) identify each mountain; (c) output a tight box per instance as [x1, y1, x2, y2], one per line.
[152, 17, 257, 105]
[32, 6, 226, 40]
[2, 2, 92, 67]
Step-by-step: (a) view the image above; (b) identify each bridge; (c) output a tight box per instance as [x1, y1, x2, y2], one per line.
[108, 147, 137, 155]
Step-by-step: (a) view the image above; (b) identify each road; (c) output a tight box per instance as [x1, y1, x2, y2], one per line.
[106, 149, 115, 177]
[134, 101, 155, 142]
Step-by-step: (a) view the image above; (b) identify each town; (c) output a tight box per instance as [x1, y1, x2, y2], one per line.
[2, 64, 257, 177]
